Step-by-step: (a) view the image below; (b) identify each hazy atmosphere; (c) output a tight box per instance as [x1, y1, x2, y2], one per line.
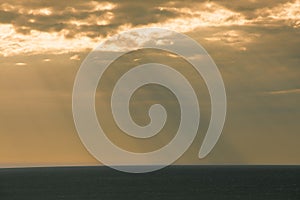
[0, 0, 299, 167]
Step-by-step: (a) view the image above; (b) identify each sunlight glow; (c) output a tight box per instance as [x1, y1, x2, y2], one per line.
[256, 0, 300, 28]
[0, 24, 99, 57]
[204, 30, 260, 50]
[151, 3, 248, 32]
[15, 62, 27, 66]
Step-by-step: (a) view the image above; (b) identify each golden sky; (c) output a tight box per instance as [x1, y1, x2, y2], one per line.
[0, 0, 299, 167]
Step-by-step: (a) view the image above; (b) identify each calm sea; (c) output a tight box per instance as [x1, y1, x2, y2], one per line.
[0, 165, 299, 199]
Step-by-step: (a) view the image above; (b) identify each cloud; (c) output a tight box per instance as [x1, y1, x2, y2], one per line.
[204, 30, 260, 51]
[0, 0, 299, 57]
[43, 58, 51, 62]
[254, 0, 300, 28]
[0, 1, 118, 37]
[0, 24, 100, 56]
[266, 89, 300, 95]
[152, 2, 249, 30]
[70, 54, 80, 60]
[15, 62, 27, 66]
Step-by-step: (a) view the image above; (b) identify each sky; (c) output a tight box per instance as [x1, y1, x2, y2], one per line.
[0, 0, 299, 167]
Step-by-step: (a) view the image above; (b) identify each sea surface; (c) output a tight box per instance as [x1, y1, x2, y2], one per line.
[0, 165, 299, 199]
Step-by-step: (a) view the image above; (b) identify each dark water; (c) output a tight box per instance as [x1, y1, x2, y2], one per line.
[0, 165, 299, 200]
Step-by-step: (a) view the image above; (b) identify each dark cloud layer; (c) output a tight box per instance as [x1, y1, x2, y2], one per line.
[0, 0, 298, 38]
[0, 0, 180, 38]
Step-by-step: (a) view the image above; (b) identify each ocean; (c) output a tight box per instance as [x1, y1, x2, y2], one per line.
[0, 165, 299, 199]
